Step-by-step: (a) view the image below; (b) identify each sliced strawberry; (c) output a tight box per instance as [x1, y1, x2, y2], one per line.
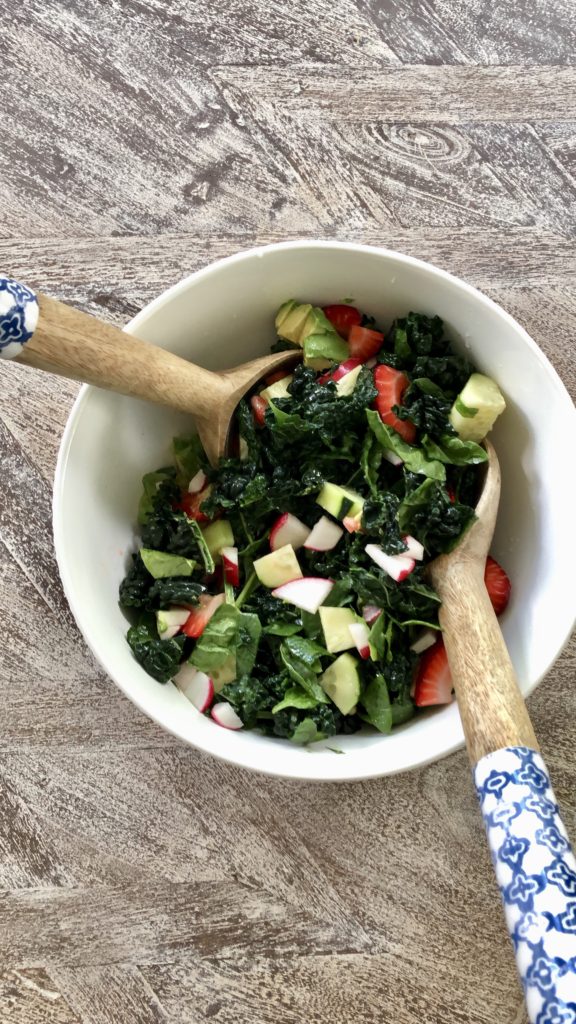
[322, 304, 362, 339]
[182, 593, 225, 638]
[484, 556, 511, 616]
[176, 485, 212, 523]
[373, 363, 416, 444]
[413, 639, 453, 707]
[348, 325, 384, 361]
[251, 395, 268, 426]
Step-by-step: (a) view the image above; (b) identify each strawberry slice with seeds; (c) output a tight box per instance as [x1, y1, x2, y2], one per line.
[322, 304, 362, 339]
[413, 639, 453, 707]
[348, 325, 384, 361]
[484, 556, 511, 616]
[373, 364, 416, 444]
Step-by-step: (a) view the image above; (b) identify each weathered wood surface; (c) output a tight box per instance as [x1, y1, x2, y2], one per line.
[1, 1, 575, 1022]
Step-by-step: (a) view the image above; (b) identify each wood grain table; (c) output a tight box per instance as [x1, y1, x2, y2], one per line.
[1, 2, 575, 1022]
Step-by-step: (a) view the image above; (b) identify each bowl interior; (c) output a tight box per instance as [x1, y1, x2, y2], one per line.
[53, 242, 576, 781]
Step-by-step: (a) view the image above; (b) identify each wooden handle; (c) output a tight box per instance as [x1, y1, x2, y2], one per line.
[430, 555, 538, 763]
[15, 291, 232, 418]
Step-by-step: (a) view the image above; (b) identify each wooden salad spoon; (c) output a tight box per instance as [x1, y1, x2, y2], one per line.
[430, 440, 576, 1020]
[0, 276, 299, 465]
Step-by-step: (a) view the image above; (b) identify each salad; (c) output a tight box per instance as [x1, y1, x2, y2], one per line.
[119, 301, 510, 744]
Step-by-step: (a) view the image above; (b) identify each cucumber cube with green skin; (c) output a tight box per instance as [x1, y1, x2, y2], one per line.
[320, 652, 360, 715]
[201, 520, 234, 561]
[253, 544, 303, 588]
[260, 374, 293, 402]
[316, 482, 365, 521]
[449, 373, 506, 442]
[319, 607, 357, 654]
[303, 333, 349, 369]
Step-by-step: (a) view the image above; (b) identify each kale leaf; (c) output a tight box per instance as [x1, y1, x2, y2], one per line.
[127, 617, 185, 682]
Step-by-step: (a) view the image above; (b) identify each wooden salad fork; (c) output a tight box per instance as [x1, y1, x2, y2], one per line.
[430, 441, 576, 1019]
[0, 276, 298, 465]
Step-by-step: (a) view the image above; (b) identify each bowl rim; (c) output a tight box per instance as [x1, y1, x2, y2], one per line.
[52, 239, 576, 781]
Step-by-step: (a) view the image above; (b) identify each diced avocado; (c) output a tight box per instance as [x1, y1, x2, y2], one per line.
[253, 544, 303, 588]
[275, 302, 349, 365]
[156, 608, 190, 637]
[140, 548, 196, 579]
[212, 654, 237, 692]
[335, 364, 363, 397]
[319, 607, 357, 654]
[201, 520, 234, 561]
[303, 333, 349, 370]
[316, 482, 365, 520]
[260, 374, 293, 402]
[449, 373, 506, 442]
[320, 652, 360, 715]
[276, 301, 313, 343]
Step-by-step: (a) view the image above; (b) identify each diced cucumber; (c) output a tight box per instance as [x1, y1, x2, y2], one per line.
[316, 482, 365, 520]
[319, 607, 357, 654]
[449, 373, 506, 442]
[320, 652, 360, 715]
[253, 544, 303, 588]
[201, 520, 234, 561]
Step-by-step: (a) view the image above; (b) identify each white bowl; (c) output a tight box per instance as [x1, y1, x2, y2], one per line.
[53, 241, 576, 781]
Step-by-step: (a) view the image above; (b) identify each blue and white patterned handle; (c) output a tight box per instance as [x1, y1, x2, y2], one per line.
[0, 276, 39, 359]
[475, 747, 576, 1020]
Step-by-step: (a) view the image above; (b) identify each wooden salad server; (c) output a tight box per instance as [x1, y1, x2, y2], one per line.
[429, 441, 576, 1020]
[0, 276, 298, 464]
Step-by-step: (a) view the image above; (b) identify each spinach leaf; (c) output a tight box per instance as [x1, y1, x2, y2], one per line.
[127, 617, 185, 683]
[172, 435, 206, 487]
[361, 432, 383, 496]
[368, 613, 393, 662]
[361, 674, 392, 734]
[421, 434, 488, 467]
[291, 718, 326, 744]
[272, 687, 320, 713]
[366, 410, 445, 481]
[189, 605, 240, 672]
[236, 611, 262, 677]
[185, 518, 215, 573]
[280, 637, 329, 704]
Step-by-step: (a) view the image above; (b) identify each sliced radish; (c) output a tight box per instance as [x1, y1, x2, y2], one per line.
[348, 621, 371, 659]
[343, 513, 362, 533]
[410, 629, 438, 655]
[382, 449, 403, 467]
[318, 358, 362, 385]
[304, 516, 343, 552]
[175, 666, 214, 712]
[269, 512, 310, 552]
[365, 543, 416, 582]
[403, 534, 425, 561]
[362, 604, 382, 625]
[221, 546, 240, 586]
[211, 701, 244, 730]
[272, 576, 334, 614]
[188, 469, 207, 494]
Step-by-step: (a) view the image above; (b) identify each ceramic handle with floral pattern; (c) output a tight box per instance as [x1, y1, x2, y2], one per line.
[0, 277, 39, 358]
[475, 746, 576, 1021]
